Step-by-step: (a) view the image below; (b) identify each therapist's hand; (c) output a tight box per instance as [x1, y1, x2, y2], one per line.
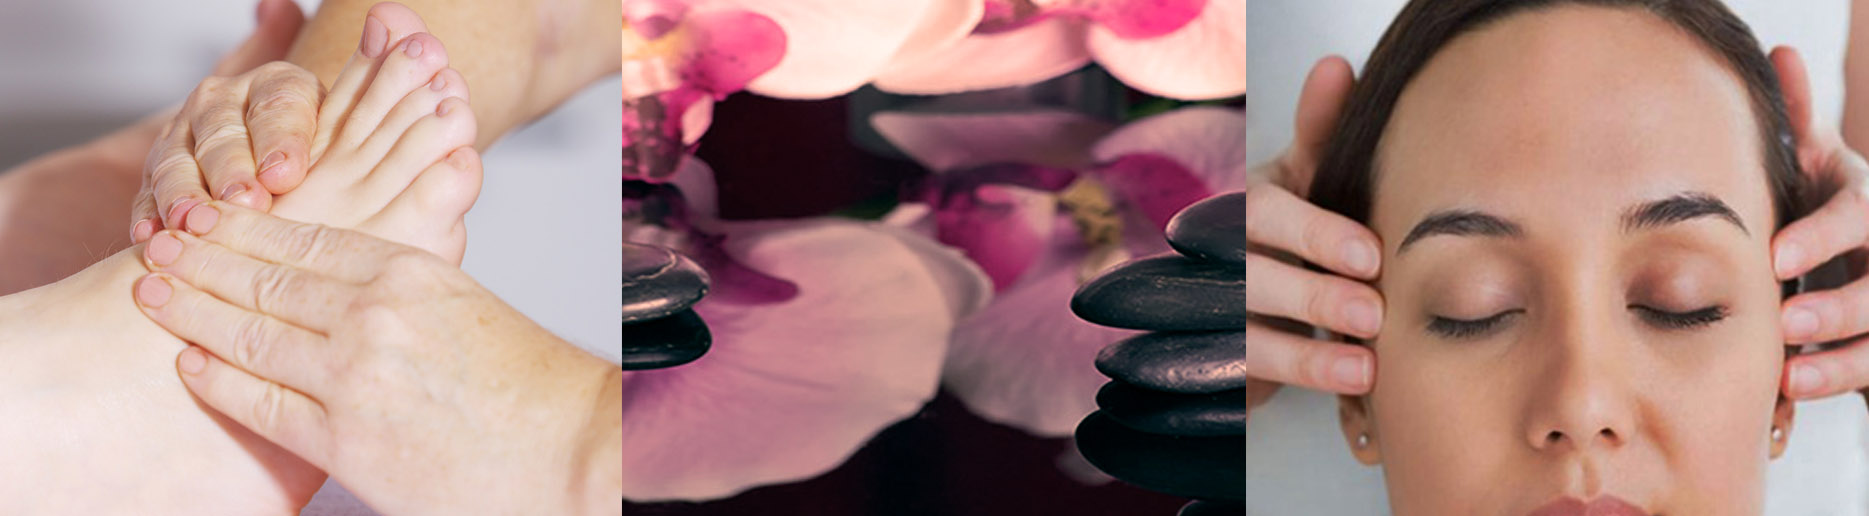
[131, 46, 325, 242]
[132, 203, 622, 516]
[1246, 56, 1382, 414]
[1767, 47, 1869, 402]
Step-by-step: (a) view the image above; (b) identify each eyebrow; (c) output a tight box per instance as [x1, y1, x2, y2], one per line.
[1397, 210, 1522, 251]
[1620, 192, 1748, 236]
[1396, 192, 1747, 254]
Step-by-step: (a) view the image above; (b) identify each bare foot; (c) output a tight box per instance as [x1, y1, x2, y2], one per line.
[0, 4, 478, 514]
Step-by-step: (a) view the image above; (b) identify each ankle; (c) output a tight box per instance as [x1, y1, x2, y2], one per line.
[564, 367, 622, 515]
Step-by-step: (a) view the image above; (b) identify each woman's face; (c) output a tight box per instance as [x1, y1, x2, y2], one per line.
[1344, 6, 1794, 515]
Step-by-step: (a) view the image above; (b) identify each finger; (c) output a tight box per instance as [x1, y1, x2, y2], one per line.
[146, 116, 211, 229]
[1772, 179, 1869, 279]
[188, 77, 273, 212]
[174, 345, 332, 470]
[183, 202, 407, 282]
[1784, 339, 1869, 399]
[1277, 55, 1354, 195]
[244, 63, 324, 194]
[130, 187, 160, 244]
[142, 230, 357, 331]
[1772, 46, 1817, 158]
[1246, 379, 1281, 414]
[1245, 320, 1375, 395]
[134, 272, 333, 394]
[1243, 181, 1382, 279]
[1246, 253, 1383, 338]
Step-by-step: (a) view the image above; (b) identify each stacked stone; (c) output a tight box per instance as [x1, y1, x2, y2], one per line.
[1071, 192, 1246, 515]
[619, 241, 712, 370]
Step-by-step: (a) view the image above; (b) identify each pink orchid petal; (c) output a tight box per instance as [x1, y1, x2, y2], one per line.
[679, 96, 712, 146]
[1055, 0, 1205, 39]
[871, 110, 1117, 172]
[1093, 106, 1247, 193]
[874, 224, 996, 319]
[976, 0, 1051, 33]
[875, 0, 986, 79]
[872, 17, 1092, 96]
[680, 7, 787, 96]
[934, 183, 1059, 290]
[1094, 154, 1213, 231]
[668, 155, 719, 219]
[624, 0, 689, 40]
[722, 0, 941, 99]
[617, 220, 959, 501]
[944, 240, 1145, 437]
[1086, 0, 1244, 100]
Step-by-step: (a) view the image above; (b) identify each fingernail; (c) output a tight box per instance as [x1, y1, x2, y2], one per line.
[1784, 305, 1820, 341]
[429, 74, 448, 91]
[361, 16, 387, 58]
[136, 274, 173, 308]
[1331, 354, 1372, 392]
[178, 347, 208, 375]
[186, 204, 221, 234]
[131, 219, 154, 243]
[258, 151, 286, 175]
[1776, 243, 1803, 278]
[146, 232, 183, 267]
[167, 199, 199, 228]
[1342, 240, 1378, 277]
[1789, 363, 1825, 398]
[404, 39, 424, 58]
[1344, 297, 1382, 336]
[219, 182, 248, 202]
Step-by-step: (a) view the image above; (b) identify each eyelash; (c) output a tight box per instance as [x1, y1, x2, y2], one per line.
[1425, 306, 1729, 338]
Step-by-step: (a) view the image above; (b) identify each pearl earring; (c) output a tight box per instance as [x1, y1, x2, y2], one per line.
[1356, 433, 1370, 448]
[1771, 426, 1784, 442]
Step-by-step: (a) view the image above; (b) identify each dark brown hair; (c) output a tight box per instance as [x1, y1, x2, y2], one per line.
[1307, 0, 1807, 230]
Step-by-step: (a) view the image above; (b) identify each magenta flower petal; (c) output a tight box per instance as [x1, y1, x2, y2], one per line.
[944, 245, 1145, 436]
[1055, 0, 1205, 39]
[872, 110, 1117, 172]
[1094, 154, 1212, 231]
[872, 17, 1093, 96]
[622, 6, 783, 182]
[723, 0, 950, 99]
[1086, 0, 1244, 100]
[1093, 106, 1247, 193]
[618, 219, 982, 501]
[933, 183, 1061, 290]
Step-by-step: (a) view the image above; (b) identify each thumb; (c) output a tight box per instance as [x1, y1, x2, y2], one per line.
[1278, 55, 1354, 196]
[211, 0, 307, 77]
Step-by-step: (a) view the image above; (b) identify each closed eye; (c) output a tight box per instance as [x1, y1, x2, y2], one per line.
[1631, 305, 1728, 330]
[1427, 310, 1523, 339]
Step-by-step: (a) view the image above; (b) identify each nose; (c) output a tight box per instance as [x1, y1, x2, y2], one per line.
[1521, 323, 1636, 454]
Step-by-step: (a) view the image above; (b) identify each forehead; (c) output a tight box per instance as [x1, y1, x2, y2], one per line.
[1371, 5, 1773, 244]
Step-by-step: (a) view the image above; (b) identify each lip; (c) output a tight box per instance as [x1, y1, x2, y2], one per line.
[1528, 496, 1648, 516]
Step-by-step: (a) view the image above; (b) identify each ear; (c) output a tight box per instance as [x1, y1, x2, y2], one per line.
[1337, 394, 1382, 465]
[1770, 393, 1796, 459]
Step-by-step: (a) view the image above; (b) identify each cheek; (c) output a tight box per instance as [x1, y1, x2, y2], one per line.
[1367, 336, 1522, 512]
[1643, 313, 1780, 504]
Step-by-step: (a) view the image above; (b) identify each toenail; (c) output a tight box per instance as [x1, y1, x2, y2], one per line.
[258, 151, 286, 174]
[437, 101, 455, 117]
[179, 347, 208, 375]
[429, 75, 447, 91]
[186, 204, 221, 234]
[449, 148, 474, 168]
[136, 275, 173, 308]
[361, 16, 388, 58]
[405, 39, 424, 58]
[146, 232, 183, 267]
[131, 219, 154, 243]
